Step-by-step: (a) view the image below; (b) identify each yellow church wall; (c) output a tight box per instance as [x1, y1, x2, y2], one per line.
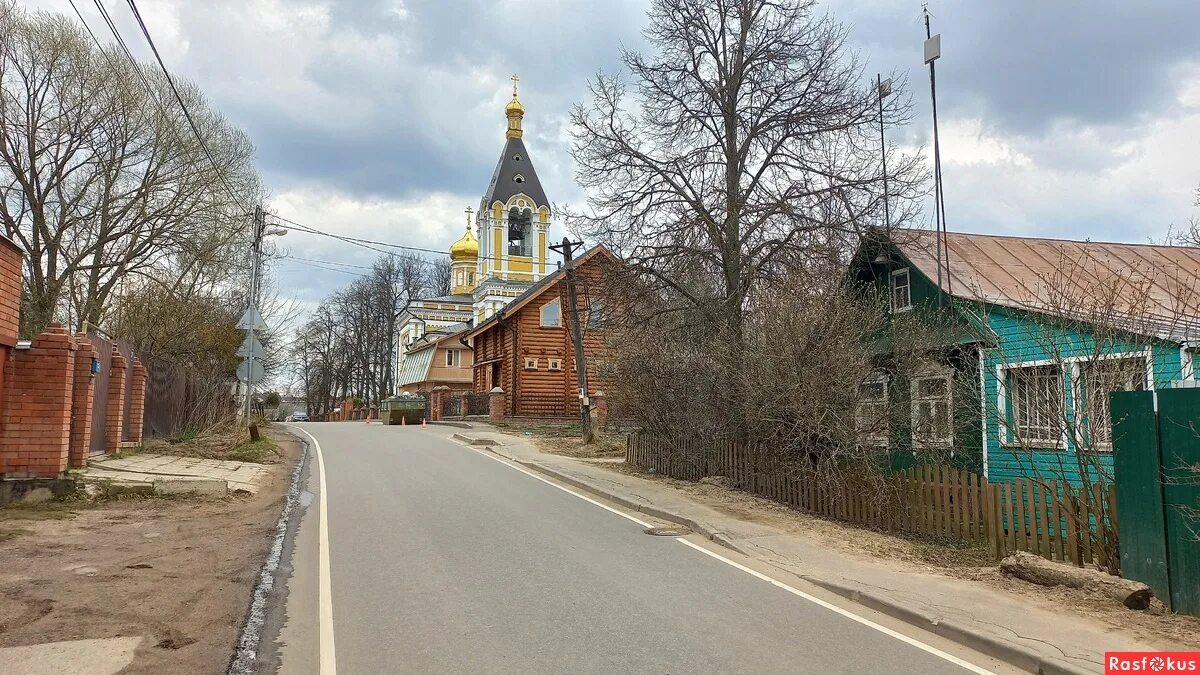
[509, 256, 533, 274]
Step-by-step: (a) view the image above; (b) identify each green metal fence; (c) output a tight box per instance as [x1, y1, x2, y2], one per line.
[1112, 388, 1200, 615]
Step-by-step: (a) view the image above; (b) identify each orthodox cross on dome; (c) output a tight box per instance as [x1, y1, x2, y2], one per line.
[511, 73, 519, 97]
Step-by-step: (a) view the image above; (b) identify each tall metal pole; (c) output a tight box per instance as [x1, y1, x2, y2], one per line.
[924, 7, 950, 306]
[877, 74, 891, 231]
[551, 237, 594, 444]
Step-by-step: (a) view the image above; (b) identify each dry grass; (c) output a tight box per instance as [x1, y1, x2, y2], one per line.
[142, 422, 282, 464]
[496, 421, 628, 459]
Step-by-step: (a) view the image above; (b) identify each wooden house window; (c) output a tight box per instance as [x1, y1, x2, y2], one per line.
[548, 358, 562, 371]
[855, 376, 889, 446]
[445, 349, 460, 367]
[524, 357, 539, 370]
[911, 370, 953, 449]
[586, 299, 605, 329]
[891, 268, 912, 311]
[1078, 356, 1147, 449]
[540, 299, 561, 327]
[1007, 364, 1063, 447]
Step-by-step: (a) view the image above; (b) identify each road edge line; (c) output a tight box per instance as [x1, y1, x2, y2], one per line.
[289, 426, 338, 675]
[674, 538, 995, 675]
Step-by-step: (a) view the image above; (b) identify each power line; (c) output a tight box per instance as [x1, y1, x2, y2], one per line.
[122, 0, 250, 212]
[280, 255, 375, 270]
[272, 213, 548, 267]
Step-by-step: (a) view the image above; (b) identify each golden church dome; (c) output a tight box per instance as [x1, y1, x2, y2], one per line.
[505, 95, 524, 116]
[449, 226, 479, 261]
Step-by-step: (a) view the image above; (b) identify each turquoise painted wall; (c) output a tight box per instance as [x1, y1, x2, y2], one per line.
[980, 305, 1189, 485]
[851, 238, 1193, 486]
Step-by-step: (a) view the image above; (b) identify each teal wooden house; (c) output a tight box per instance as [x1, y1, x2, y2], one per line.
[848, 228, 1200, 486]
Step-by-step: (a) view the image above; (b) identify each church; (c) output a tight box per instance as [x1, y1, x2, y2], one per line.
[396, 77, 556, 391]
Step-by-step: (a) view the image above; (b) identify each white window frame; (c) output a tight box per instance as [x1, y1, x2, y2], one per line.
[524, 357, 539, 370]
[855, 374, 890, 446]
[1073, 351, 1153, 451]
[445, 348, 460, 367]
[891, 268, 912, 312]
[998, 359, 1066, 449]
[548, 358, 562, 371]
[540, 298, 562, 327]
[997, 351, 1154, 452]
[910, 366, 953, 449]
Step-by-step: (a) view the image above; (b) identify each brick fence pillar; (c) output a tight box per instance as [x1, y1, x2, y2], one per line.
[69, 335, 97, 468]
[0, 323, 76, 477]
[489, 386, 505, 423]
[105, 346, 128, 454]
[128, 358, 147, 444]
[593, 390, 608, 428]
[430, 386, 449, 422]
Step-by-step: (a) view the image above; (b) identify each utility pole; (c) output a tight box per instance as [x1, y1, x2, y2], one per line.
[549, 237, 594, 444]
[924, 5, 951, 305]
[877, 74, 893, 230]
[244, 207, 266, 424]
[238, 206, 286, 435]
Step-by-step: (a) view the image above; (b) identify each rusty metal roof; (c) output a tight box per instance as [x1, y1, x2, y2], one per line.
[889, 228, 1200, 343]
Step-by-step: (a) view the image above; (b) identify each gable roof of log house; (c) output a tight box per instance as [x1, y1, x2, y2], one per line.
[463, 244, 615, 341]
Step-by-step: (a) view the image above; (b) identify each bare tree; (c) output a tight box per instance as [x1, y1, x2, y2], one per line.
[295, 252, 432, 411]
[428, 256, 453, 297]
[569, 0, 924, 437]
[0, 6, 260, 336]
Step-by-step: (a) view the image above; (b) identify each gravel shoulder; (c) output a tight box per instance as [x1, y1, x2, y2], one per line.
[0, 430, 301, 674]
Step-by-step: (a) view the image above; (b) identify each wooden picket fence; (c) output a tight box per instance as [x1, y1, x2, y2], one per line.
[626, 433, 1120, 572]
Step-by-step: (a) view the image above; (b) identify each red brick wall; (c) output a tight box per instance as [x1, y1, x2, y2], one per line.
[128, 359, 146, 444]
[0, 235, 22, 436]
[105, 347, 128, 453]
[69, 337, 97, 468]
[0, 235, 20, 349]
[0, 324, 77, 478]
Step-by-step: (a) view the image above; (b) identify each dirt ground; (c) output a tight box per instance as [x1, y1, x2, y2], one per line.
[0, 430, 301, 674]
[520, 426, 627, 459]
[592, 458, 1200, 650]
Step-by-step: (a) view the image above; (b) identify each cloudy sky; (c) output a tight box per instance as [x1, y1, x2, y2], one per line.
[45, 0, 1200, 313]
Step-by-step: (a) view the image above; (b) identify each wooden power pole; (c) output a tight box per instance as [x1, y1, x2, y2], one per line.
[550, 237, 594, 443]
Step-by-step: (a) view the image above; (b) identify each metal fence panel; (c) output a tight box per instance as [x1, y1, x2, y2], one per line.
[1153, 388, 1200, 615]
[1112, 391, 1170, 601]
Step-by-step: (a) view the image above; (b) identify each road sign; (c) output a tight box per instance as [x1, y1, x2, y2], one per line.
[238, 306, 267, 331]
[237, 360, 265, 384]
[237, 334, 265, 359]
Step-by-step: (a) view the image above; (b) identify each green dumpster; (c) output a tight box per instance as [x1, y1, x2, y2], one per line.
[381, 394, 428, 425]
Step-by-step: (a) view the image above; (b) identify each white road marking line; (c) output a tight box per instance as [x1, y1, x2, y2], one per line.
[457, 437, 993, 675]
[461, 443, 655, 528]
[674, 539, 995, 674]
[290, 426, 338, 675]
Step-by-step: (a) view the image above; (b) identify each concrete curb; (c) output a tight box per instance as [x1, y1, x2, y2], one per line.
[485, 443, 1100, 675]
[492, 451, 748, 556]
[428, 421, 473, 429]
[801, 577, 1099, 675]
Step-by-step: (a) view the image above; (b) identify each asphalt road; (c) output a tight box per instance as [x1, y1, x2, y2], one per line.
[276, 423, 995, 674]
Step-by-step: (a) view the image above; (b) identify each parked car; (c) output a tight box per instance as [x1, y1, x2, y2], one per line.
[287, 412, 309, 422]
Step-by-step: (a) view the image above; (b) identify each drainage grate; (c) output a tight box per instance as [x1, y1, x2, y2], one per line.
[643, 526, 689, 537]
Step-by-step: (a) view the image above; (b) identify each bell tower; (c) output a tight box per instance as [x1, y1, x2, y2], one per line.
[476, 74, 551, 289]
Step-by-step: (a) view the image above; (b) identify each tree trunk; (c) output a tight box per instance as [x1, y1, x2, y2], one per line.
[1000, 552, 1153, 609]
